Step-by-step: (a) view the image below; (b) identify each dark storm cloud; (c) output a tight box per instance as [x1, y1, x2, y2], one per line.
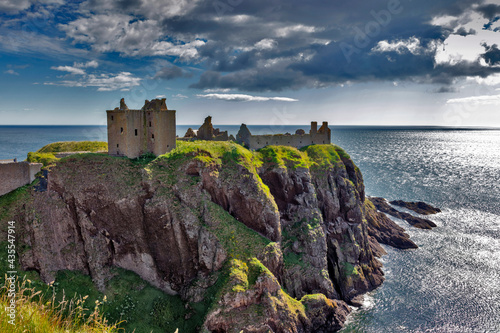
[435, 86, 458, 93]
[153, 65, 192, 80]
[65, 0, 500, 91]
[476, 4, 500, 20]
[454, 27, 476, 36]
[481, 43, 500, 66]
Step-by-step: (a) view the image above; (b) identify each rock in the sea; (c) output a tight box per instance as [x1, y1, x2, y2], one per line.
[364, 199, 418, 249]
[389, 200, 441, 215]
[369, 197, 437, 229]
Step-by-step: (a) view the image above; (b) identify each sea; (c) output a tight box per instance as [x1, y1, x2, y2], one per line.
[1, 125, 499, 333]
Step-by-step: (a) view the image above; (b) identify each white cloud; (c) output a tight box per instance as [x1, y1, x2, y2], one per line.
[0, 29, 89, 59]
[0, 0, 31, 13]
[45, 72, 141, 91]
[196, 93, 299, 102]
[50, 65, 86, 75]
[50, 60, 99, 75]
[59, 14, 205, 60]
[74, 60, 99, 68]
[467, 74, 500, 86]
[447, 94, 500, 105]
[78, 0, 198, 21]
[371, 37, 428, 55]
[276, 24, 319, 37]
[255, 38, 277, 50]
[4, 69, 18, 75]
[203, 88, 232, 93]
[172, 93, 188, 99]
[0, 0, 63, 13]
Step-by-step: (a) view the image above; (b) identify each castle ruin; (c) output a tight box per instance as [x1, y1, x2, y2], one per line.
[236, 121, 331, 150]
[107, 98, 176, 158]
[181, 117, 331, 150]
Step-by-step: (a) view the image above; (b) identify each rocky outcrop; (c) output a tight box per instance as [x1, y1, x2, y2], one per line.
[389, 200, 441, 215]
[369, 197, 437, 229]
[12, 142, 419, 332]
[364, 199, 418, 249]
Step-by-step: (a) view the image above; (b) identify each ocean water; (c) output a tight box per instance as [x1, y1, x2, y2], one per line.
[334, 127, 500, 333]
[1, 125, 499, 332]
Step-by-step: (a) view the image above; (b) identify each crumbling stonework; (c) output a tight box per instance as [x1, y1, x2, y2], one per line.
[107, 98, 176, 158]
[237, 121, 331, 150]
[183, 128, 196, 138]
[196, 116, 229, 141]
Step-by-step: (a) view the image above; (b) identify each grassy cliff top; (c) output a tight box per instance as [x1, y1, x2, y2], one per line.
[26, 140, 352, 170]
[37, 141, 108, 153]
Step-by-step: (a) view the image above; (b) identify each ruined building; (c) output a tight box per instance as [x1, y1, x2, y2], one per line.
[180, 116, 234, 142]
[182, 117, 331, 150]
[237, 121, 331, 150]
[107, 98, 176, 158]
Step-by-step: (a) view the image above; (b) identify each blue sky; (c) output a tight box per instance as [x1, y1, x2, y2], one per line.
[0, 0, 499, 126]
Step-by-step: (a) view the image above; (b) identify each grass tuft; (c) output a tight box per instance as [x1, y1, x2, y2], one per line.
[0, 276, 122, 333]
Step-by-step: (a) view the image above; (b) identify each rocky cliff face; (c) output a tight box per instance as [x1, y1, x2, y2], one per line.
[14, 141, 414, 332]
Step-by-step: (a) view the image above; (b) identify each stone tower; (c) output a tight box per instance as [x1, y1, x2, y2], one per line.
[107, 98, 176, 158]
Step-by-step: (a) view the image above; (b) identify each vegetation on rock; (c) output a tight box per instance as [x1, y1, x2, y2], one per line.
[0, 140, 417, 332]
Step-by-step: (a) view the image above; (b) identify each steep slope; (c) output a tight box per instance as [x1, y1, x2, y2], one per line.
[8, 141, 414, 332]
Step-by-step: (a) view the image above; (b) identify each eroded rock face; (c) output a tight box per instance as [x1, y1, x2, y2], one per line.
[16, 143, 417, 332]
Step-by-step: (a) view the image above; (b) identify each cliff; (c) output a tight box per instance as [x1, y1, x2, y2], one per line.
[5, 141, 416, 332]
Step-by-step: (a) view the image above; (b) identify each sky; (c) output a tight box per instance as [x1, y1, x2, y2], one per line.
[0, 0, 499, 126]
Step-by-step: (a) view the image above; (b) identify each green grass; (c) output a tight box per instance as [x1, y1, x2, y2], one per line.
[26, 152, 58, 166]
[37, 141, 108, 153]
[0, 277, 121, 333]
[203, 200, 271, 261]
[162, 140, 259, 169]
[0, 185, 31, 226]
[257, 145, 310, 169]
[25, 141, 107, 167]
[301, 144, 343, 170]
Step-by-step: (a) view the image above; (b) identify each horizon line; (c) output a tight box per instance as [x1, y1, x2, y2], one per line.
[1, 124, 500, 129]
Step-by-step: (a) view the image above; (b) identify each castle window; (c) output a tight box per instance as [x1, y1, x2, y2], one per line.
[117, 144, 119, 148]
[149, 121, 152, 127]
[266, 142, 268, 145]
[167, 145, 169, 147]
[152, 134, 154, 139]
[323, 141, 325, 143]
[135, 129, 138, 136]
[111, 116, 114, 120]
[120, 127, 123, 133]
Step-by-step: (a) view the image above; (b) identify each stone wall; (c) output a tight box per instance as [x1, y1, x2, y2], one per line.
[240, 121, 331, 150]
[0, 162, 42, 196]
